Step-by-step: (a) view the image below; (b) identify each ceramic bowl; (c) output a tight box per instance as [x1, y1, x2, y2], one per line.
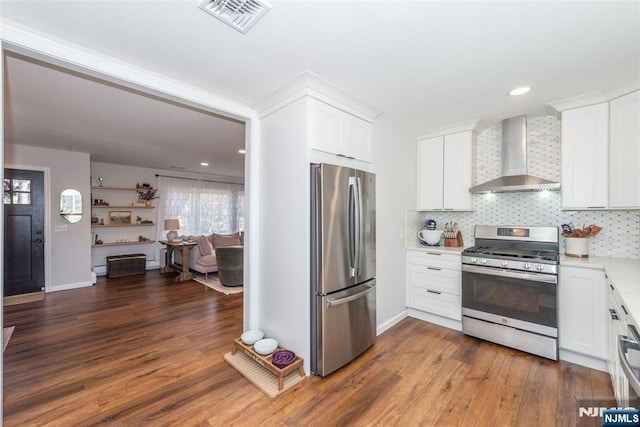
[254, 338, 278, 355]
[241, 330, 264, 345]
[418, 229, 443, 245]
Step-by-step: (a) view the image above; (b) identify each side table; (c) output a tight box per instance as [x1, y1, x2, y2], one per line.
[159, 240, 196, 282]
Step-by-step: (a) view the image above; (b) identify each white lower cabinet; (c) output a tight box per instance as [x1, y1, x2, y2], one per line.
[559, 265, 607, 359]
[608, 279, 629, 406]
[407, 250, 461, 321]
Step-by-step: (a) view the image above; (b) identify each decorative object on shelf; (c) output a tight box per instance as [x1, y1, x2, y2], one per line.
[98, 177, 104, 187]
[136, 184, 157, 205]
[93, 199, 109, 206]
[164, 219, 180, 241]
[138, 235, 151, 242]
[100, 218, 104, 225]
[91, 216, 99, 224]
[561, 223, 602, 258]
[109, 210, 132, 225]
[136, 216, 142, 224]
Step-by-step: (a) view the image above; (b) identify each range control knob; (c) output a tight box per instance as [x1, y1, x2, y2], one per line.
[502, 261, 509, 267]
[471, 257, 478, 264]
[535, 264, 545, 271]
[523, 263, 531, 270]
[480, 259, 488, 265]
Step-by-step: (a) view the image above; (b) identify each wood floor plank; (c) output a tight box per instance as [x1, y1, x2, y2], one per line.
[3, 270, 615, 426]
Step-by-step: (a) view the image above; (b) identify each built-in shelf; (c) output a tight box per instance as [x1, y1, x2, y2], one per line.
[92, 240, 156, 247]
[91, 186, 139, 191]
[92, 223, 155, 228]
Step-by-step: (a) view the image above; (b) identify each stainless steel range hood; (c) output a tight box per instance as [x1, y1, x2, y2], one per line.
[469, 116, 560, 193]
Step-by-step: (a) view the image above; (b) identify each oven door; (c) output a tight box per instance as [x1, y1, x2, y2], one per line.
[462, 264, 558, 334]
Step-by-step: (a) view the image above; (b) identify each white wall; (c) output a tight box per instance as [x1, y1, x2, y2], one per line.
[258, 97, 311, 372]
[4, 144, 92, 291]
[372, 116, 416, 333]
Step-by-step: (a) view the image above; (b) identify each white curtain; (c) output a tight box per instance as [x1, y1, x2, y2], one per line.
[157, 176, 244, 240]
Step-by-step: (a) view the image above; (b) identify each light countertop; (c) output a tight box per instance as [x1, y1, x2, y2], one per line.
[560, 255, 640, 323]
[406, 244, 466, 255]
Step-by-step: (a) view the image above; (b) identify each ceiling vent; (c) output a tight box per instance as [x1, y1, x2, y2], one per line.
[199, 0, 272, 34]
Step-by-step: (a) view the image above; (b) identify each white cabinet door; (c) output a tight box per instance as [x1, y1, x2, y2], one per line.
[561, 103, 609, 209]
[443, 131, 473, 210]
[343, 113, 373, 163]
[310, 99, 373, 163]
[610, 90, 640, 209]
[311, 100, 343, 156]
[559, 266, 607, 359]
[417, 131, 473, 211]
[417, 137, 444, 210]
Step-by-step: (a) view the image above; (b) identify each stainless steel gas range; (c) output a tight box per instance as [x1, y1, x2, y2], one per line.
[461, 225, 560, 360]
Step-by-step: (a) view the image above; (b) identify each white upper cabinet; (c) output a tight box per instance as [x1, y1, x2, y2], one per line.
[417, 137, 444, 210]
[609, 90, 640, 209]
[417, 131, 474, 211]
[310, 99, 373, 163]
[561, 103, 609, 209]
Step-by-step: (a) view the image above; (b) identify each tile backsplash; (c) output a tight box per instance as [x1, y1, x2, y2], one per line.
[408, 116, 640, 259]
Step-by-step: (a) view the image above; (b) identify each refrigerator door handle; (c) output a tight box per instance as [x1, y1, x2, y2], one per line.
[348, 176, 358, 277]
[326, 284, 375, 307]
[354, 176, 363, 277]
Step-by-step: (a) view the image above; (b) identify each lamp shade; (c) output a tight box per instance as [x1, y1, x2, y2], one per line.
[164, 219, 179, 231]
[164, 219, 180, 241]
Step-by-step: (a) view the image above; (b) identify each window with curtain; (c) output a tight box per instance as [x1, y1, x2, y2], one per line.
[157, 176, 244, 239]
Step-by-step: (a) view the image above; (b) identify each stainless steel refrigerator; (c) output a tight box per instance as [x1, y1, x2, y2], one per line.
[311, 163, 376, 377]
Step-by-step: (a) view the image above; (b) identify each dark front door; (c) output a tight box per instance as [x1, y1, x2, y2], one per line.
[3, 169, 45, 296]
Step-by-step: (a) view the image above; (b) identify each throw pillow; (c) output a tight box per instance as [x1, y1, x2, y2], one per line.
[196, 235, 213, 256]
[212, 232, 242, 249]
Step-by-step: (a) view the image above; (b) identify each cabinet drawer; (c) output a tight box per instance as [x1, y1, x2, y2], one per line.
[408, 286, 461, 321]
[409, 251, 460, 270]
[409, 265, 460, 295]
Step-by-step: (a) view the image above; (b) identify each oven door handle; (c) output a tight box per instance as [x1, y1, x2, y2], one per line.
[619, 334, 640, 396]
[462, 264, 557, 284]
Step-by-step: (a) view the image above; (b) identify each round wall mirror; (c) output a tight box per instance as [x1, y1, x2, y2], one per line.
[60, 188, 82, 223]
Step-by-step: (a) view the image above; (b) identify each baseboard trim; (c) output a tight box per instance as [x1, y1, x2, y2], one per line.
[377, 310, 408, 335]
[4, 292, 44, 306]
[408, 308, 463, 332]
[559, 349, 608, 372]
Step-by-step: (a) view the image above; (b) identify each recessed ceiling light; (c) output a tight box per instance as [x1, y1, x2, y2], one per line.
[200, 162, 209, 166]
[509, 86, 532, 96]
[238, 149, 246, 154]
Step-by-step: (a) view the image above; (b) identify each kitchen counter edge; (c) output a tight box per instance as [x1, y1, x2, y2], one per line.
[406, 245, 466, 255]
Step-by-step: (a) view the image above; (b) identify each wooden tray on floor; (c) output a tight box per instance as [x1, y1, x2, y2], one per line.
[231, 338, 304, 391]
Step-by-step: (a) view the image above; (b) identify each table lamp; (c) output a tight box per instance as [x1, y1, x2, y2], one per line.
[164, 219, 180, 241]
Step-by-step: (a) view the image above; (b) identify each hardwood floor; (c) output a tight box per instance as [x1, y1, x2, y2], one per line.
[4, 270, 614, 426]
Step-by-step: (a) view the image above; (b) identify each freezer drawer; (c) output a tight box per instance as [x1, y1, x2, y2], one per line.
[312, 281, 376, 377]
